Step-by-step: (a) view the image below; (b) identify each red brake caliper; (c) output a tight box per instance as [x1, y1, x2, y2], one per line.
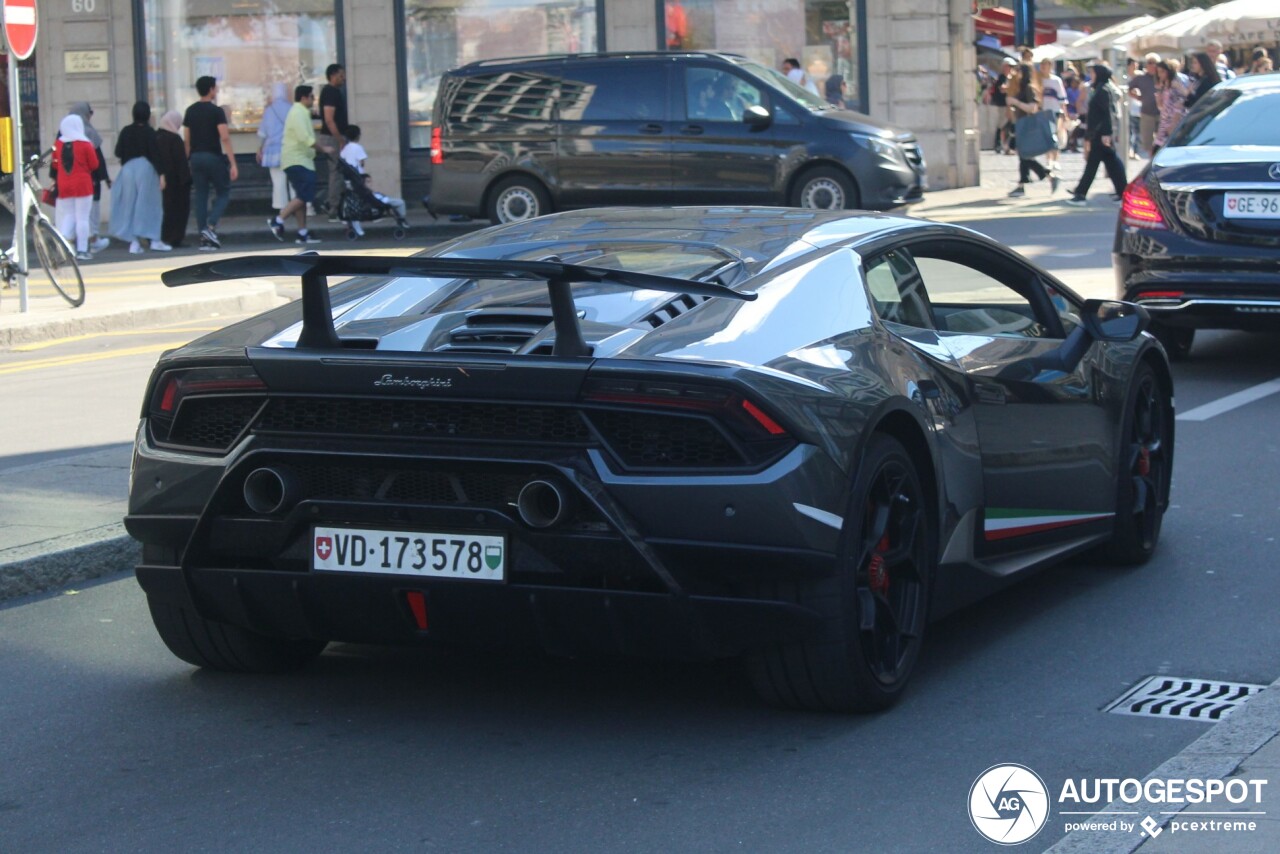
[867, 534, 890, 596]
[1138, 447, 1150, 477]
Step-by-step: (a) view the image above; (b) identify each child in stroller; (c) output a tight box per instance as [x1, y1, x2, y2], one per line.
[337, 125, 409, 240]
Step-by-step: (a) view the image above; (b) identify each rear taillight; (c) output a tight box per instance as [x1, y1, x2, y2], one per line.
[430, 126, 443, 165]
[581, 378, 793, 471]
[147, 366, 267, 450]
[1121, 179, 1166, 230]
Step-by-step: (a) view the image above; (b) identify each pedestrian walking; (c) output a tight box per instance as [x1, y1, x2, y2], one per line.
[1153, 59, 1190, 152]
[991, 57, 1015, 153]
[155, 110, 191, 248]
[110, 101, 171, 254]
[1128, 53, 1160, 158]
[1038, 59, 1065, 174]
[1006, 63, 1055, 197]
[266, 85, 334, 245]
[52, 114, 99, 261]
[782, 58, 819, 96]
[1066, 64, 1128, 207]
[257, 82, 293, 213]
[317, 63, 349, 219]
[54, 103, 110, 253]
[184, 75, 238, 250]
[823, 73, 847, 108]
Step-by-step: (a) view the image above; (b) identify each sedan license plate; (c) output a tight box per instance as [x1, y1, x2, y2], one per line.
[1223, 192, 1280, 220]
[313, 526, 505, 581]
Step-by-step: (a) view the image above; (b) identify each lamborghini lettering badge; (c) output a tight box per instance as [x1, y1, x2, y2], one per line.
[373, 374, 453, 390]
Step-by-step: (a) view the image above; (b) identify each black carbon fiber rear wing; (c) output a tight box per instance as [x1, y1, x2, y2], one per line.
[162, 254, 755, 355]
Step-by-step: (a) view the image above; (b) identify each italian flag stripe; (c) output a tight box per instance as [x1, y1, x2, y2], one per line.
[984, 509, 1114, 541]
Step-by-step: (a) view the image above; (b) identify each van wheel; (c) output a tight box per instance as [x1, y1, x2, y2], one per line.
[487, 176, 551, 223]
[790, 166, 858, 210]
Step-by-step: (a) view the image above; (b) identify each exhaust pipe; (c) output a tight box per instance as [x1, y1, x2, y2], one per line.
[243, 467, 300, 515]
[516, 480, 571, 529]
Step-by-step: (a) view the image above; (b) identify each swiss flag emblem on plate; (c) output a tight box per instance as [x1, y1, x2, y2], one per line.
[315, 536, 332, 561]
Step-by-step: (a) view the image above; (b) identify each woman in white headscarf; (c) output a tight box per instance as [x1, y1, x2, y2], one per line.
[257, 82, 293, 212]
[67, 102, 111, 252]
[52, 114, 100, 260]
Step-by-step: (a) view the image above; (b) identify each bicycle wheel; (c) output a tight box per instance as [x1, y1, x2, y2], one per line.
[30, 215, 85, 307]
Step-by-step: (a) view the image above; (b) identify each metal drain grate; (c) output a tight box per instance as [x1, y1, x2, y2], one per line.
[1105, 676, 1267, 721]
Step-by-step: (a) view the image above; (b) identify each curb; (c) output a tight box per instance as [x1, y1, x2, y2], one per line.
[0, 523, 139, 602]
[0, 286, 285, 349]
[1045, 676, 1280, 853]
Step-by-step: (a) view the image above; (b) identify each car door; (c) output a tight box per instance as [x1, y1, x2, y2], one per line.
[902, 239, 1115, 558]
[554, 60, 671, 206]
[668, 64, 779, 204]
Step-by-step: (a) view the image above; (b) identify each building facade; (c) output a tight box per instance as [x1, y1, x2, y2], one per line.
[20, 0, 977, 210]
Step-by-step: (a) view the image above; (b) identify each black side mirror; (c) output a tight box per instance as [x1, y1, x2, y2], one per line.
[743, 105, 772, 129]
[1082, 299, 1149, 342]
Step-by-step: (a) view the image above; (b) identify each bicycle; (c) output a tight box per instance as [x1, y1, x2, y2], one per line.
[0, 149, 86, 308]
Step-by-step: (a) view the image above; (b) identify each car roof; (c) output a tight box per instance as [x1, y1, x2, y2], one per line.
[430, 207, 940, 270]
[1219, 73, 1280, 94]
[454, 51, 747, 72]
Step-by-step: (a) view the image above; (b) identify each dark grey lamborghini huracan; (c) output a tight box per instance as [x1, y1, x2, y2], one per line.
[125, 207, 1174, 712]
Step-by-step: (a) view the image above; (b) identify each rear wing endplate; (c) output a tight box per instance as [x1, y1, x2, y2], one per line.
[162, 254, 755, 355]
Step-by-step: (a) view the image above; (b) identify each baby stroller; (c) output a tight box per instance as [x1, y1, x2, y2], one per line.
[336, 159, 409, 240]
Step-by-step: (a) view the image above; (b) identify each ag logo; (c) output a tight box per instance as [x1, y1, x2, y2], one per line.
[969, 764, 1050, 845]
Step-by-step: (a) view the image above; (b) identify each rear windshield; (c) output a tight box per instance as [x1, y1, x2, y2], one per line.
[1165, 88, 1280, 148]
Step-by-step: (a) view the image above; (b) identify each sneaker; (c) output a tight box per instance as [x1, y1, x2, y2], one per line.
[75, 251, 93, 261]
[199, 236, 218, 251]
[268, 217, 285, 241]
[129, 240, 145, 255]
[295, 232, 322, 245]
[90, 237, 110, 253]
[1050, 175, 1061, 193]
[1007, 186, 1026, 198]
[1065, 195, 1087, 207]
[200, 227, 221, 249]
[151, 240, 173, 252]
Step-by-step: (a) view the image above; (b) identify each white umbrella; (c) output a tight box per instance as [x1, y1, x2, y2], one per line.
[1114, 8, 1209, 55]
[1071, 15, 1156, 52]
[1032, 41, 1100, 63]
[1168, 0, 1280, 49]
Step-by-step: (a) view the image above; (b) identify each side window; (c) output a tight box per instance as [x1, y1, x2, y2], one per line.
[447, 70, 558, 122]
[864, 250, 934, 329]
[1043, 282, 1081, 335]
[560, 64, 664, 121]
[914, 255, 1055, 339]
[684, 68, 763, 122]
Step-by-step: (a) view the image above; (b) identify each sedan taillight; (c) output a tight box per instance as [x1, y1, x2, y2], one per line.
[1121, 179, 1167, 230]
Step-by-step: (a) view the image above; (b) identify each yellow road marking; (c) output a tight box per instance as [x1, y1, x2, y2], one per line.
[0, 341, 187, 375]
[12, 326, 223, 352]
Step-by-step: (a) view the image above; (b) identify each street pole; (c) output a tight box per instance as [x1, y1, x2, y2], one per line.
[1014, 0, 1036, 49]
[7, 49, 26, 311]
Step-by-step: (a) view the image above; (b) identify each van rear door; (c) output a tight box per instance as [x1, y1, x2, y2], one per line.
[555, 60, 672, 206]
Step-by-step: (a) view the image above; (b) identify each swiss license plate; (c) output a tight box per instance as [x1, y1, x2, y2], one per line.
[1223, 192, 1280, 220]
[313, 526, 505, 581]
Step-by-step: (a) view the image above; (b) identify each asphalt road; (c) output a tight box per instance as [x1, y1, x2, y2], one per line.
[3, 207, 1279, 852]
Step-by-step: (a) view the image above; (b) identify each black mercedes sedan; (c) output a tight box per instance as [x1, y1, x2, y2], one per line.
[1114, 73, 1280, 358]
[126, 208, 1171, 713]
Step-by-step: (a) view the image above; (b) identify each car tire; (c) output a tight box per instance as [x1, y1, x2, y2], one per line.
[789, 166, 858, 210]
[147, 598, 326, 673]
[486, 175, 551, 224]
[746, 434, 934, 712]
[1150, 323, 1194, 360]
[1103, 362, 1173, 565]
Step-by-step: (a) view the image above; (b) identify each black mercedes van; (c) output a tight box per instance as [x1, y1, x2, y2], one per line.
[426, 51, 927, 223]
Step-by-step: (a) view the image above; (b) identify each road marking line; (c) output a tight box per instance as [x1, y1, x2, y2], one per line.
[1176, 378, 1280, 421]
[11, 326, 223, 352]
[0, 341, 186, 375]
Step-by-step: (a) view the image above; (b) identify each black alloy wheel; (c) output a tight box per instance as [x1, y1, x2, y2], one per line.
[1104, 363, 1172, 564]
[746, 434, 934, 712]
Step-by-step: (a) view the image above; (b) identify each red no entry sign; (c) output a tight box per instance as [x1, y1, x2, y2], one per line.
[3, 0, 37, 61]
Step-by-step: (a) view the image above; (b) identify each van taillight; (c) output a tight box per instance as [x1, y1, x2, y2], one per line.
[430, 126, 443, 165]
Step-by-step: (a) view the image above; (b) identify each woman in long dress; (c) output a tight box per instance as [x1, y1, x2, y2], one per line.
[1153, 59, 1191, 152]
[156, 110, 191, 248]
[109, 101, 170, 254]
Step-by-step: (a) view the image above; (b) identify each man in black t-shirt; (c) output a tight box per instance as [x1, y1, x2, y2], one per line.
[183, 75, 238, 249]
[317, 63, 349, 218]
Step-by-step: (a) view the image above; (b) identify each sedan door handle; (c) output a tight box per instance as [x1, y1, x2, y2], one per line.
[638, 123, 664, 135]
[679, 124, 705, 136]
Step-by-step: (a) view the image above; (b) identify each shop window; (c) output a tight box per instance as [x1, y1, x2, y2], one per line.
[405, 0, 598, 148]
[138, 0, 338, 134]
